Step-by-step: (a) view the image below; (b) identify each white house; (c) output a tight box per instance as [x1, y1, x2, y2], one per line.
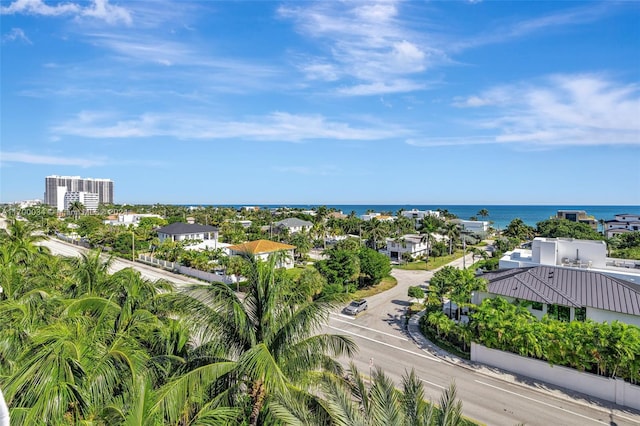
[361, 213, 395, 222]
[156, 222, 219, 245]
[274, 218, 313, 234]
[104, 213, 163, 226]
[605, 214, 640, 238]
[382, 234, 436, 261]
[499, 237, 640, 285]
[401, 209, 441, 221]
[474, 265, 640, 327]
[452, 219, 490, 233]
[227, 239, 296, 269]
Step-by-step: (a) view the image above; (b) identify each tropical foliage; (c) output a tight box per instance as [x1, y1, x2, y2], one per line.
[323, 363, 470, 426]
[0, 226, 370, 425]
[535, 218, 603, 240]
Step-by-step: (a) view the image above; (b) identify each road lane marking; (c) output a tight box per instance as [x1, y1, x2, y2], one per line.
[474, 380, 607, 425]
[328, 325, 440, 363]
[330, 316, 408, 341]
[420, 378, 445, 389]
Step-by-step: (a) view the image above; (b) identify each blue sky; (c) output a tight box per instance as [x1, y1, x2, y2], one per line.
[1, 0, 639, 205]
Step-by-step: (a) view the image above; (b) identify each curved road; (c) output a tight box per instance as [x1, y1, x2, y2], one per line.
[41, 238, 640, 425]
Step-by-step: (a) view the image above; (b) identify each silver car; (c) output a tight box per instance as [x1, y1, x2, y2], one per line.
[343, 299, 368, 315]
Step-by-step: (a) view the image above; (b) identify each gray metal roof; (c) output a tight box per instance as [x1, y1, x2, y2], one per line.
[156, 222, 218, 235]
[481, 266, 640, 316]
[275, 218, 313, 228]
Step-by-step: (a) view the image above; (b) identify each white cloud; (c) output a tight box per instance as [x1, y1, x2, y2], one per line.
[279, 1, 441, 96]
[52, 111, 405, 142]
[1, 0, 80, 16]
[81, 0, 132, 25]
[1, 0, 131, 25]
[2, 27, 31, 44]
[446, 74, 640, 147]
[337, 80, 426, 96]
[0, 151, 105, 167]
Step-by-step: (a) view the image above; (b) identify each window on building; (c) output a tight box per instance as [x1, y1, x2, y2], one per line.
[547, 304, 571, 322]
[531, 301, 543, 311]
[575, 307, 586, 322]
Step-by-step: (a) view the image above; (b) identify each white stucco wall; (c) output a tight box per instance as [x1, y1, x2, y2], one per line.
[588, 307, 640, 327]
[471, 343, 640, 410]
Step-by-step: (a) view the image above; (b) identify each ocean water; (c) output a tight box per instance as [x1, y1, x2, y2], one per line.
[219, 205, 640, 230]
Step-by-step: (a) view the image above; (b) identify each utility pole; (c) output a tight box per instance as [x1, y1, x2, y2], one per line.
[132, 231, 135, 262]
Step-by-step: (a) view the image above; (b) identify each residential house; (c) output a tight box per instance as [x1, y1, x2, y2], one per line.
[605, 214, 640, 238]
[474, 266, 640, 327]
[156, 222, 219, 245]
[361, 212, 395, 222]
[104, 213, 163, 227]
[499, 237, 640, 284]
[401, 209, 441, 221]
[227, 239, 296, 269]
[452, 219, 490, 234]
[274, 218, 313, 234]
[556, 210, 598, 230]
[382, 234, 430, 261]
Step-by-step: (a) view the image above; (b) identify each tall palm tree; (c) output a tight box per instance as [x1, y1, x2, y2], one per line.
[364, 218, 387, 251]
[477, 209, 489, 220]
[419, 216, 443, 265]
[160, 253, 357, 425]
[444, 222, 460, 256]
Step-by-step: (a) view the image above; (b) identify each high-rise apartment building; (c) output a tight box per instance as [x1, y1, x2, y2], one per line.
[44, 175, 114, 209]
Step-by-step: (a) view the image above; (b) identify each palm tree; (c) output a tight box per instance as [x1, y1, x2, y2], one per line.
[364, 218, 387, 251]
[477, 209, 489, 220]
[323, 362, 464, 426]
[444, 222, 459, 256]
[0, 218, 49, 265]
[160, 253, 357, 425]
[68, 200, 85, 220]
[419, 216, 442, 266]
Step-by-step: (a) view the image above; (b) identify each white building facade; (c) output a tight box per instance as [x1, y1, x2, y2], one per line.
[64, 191, 99, 212]
[605, 214, 640, 238]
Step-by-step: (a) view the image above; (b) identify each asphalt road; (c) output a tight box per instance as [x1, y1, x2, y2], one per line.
[328, 261, 640, 426]
[40, 238, 640, 425]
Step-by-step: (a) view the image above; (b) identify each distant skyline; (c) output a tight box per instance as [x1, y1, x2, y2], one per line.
[1, 0, 639, 205]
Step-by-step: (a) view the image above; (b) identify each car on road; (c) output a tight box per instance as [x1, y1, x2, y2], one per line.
[343, 299, 368, 315]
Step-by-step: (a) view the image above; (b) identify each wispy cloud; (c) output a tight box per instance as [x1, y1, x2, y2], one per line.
[0, 151, 106, 167]
[2, 27, 31, 44]
[52, 111, 405, 142]
[414, 74, 640, 148]
[279, 1, 445, 96]
[1, 0, 132, 25]
[452, 3, 615, 51]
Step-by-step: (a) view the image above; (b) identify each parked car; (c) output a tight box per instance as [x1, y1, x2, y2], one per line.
[343, 299, 368, 315]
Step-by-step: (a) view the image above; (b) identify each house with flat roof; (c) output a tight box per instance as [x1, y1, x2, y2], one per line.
[556, 210, 598, 230]
[227, 239, 296, 269]
[474, 266, 640, 327]
[451, 219, 490, 234]
[499, 237, 640, 285]
[156, 222, 219, 244]
[605, 214, 640, 238]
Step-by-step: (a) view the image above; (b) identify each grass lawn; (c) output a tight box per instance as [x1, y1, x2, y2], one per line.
[352, 275, 398, 299]
[394, 250, 464, 271]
